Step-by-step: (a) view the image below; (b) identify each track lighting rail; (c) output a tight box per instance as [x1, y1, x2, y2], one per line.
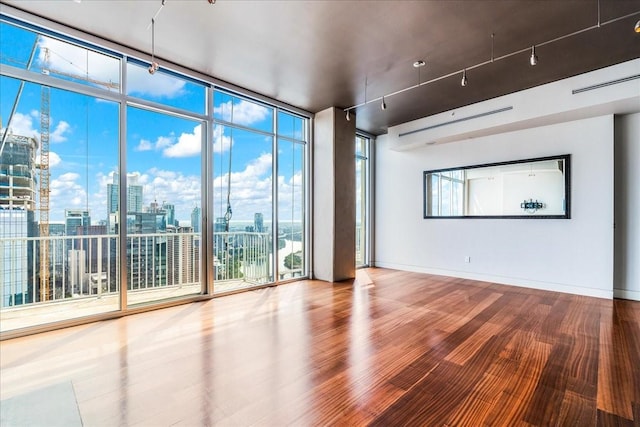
[344, 10, 640, 116]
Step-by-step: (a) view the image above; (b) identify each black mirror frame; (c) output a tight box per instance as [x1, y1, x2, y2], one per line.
[423, 154, 571, 219]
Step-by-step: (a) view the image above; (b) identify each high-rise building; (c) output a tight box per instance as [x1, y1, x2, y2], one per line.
[254, 212, 264, 233]
[191, 206, 201, 233]
[167, 225, 199, 286]
[64, 211, 91, 286]
[107, 173, 144, 215]
[48, 222, 66, 278]
[127, 175, 143, 214]
[65, 209, 91, 237]
[0, 132, 38, 307]
[107, 174, 118, 214]
[163, 202, 175, 227]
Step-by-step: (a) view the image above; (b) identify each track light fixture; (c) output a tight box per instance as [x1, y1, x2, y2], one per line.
[149, 18, 159, 74]
[529, 45, 538, 66]
[343, 9, 638, 115]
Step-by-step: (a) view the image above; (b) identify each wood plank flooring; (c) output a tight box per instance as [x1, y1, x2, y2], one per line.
[1, 268, 639, 426]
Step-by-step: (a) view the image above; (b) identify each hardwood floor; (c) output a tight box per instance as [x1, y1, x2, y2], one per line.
[1, 268, 639, 426]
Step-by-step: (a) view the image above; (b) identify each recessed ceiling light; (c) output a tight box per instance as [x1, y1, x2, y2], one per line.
[413, 60, 426, 68]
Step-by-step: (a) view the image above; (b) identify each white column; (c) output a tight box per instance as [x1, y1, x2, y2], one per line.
[313, 107, 356, 282]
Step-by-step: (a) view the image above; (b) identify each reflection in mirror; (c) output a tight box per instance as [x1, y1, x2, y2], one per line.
[424, 155, 570, 218]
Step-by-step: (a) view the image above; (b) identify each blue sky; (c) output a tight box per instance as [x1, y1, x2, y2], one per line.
[1, 20, 305, 226]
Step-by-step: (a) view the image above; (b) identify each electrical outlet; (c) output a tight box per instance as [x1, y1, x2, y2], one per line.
[465, 256, 471, 263]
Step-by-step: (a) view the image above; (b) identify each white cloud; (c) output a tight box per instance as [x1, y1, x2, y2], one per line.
[127, 63, 186, 98]
[50, 172, 87, 210]
[58, 172, 80, 182]
[50, 121, 71, 143]
[163, 125, 202, 158]
[213, 125, 232, 154]
[135, 168, 201, 219]
[155, 135, 174, 150]
[214, 100, 269, 127]
[136, 139, 153, 151]
[49, 152, 62, 168]
[213, 153, 274, 221]
[3, 111, 71, 146]
[2, 112, 40, 140]
[277, 171, 304, 222]
[36, 151, 62, 168]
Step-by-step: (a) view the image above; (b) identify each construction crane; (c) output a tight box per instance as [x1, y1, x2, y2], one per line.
[3, 40, 120, 301]
[37, 46, 119, 301]
[39, 48, 51, 301]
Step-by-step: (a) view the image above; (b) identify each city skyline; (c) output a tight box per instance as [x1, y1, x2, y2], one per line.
[1, 21, 306, 226]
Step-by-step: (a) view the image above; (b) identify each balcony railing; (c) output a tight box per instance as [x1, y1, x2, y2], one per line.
[0, 231, 273, 310]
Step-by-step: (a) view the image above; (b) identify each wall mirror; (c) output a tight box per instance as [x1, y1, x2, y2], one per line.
[423, 154, 570, 219]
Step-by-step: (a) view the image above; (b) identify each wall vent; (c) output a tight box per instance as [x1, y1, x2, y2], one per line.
[399, 106, 513, 138]
[572, 74, 640, 95]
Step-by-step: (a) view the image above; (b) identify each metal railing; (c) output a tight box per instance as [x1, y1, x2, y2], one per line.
[0, 231, 272, 309]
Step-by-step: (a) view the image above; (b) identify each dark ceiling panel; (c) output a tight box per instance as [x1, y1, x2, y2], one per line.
[2, 0, 639, 135]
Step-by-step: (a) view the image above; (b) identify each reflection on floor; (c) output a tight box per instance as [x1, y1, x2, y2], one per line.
[1, 381, 82, 427]
[0, 279, 255, 333]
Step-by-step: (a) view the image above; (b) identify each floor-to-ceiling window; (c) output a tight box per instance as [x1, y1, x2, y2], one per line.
[0, 13, 310, 335]
[355, 133, 371, 267]
[211, 90, 308, 293]
[277, 111, 306, 280]
[212, 91, 274, 292]
[1, 20, 121, 328]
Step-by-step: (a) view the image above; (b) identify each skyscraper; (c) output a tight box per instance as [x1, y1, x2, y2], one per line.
[107, 173, 118, 214]
[127, 175, 143, 214]
[106, 173, 144, 215]
[254, 212, 264, 233]
[191, 206, 201, 233]
[0, 132, 38, 306]
[65, 209, 91, 237]
[162, 202, 175, 227]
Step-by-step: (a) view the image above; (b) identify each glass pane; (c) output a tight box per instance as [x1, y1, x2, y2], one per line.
[1, 76, 119, 332]
[1, 21, 120, 92]
[431, 174, 440, 215]
[1, 21, 38, 69]
[452, 181, 463, 216]
[213, 124, 273, 292]
[126, 106, 203, 307]
[441, 178, 452, 215]
[126, 62, 205, 114]
[277, 110, 304, 141]
[355, 156, 367, 267]
[213, 91, 273, 133]
[278, 139, 305, 279]
[355, 135, 365, 158]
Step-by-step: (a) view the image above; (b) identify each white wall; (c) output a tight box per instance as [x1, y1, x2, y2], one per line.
[614, 113, 640, 301]
[375, 115, 614, 298]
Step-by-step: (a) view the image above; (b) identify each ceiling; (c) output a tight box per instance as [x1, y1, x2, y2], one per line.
[2, 0, 639, 135]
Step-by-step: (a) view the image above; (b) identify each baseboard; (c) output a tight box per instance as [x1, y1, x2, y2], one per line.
[372, 261, 613, 299]
[614, 288, 640, 301]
